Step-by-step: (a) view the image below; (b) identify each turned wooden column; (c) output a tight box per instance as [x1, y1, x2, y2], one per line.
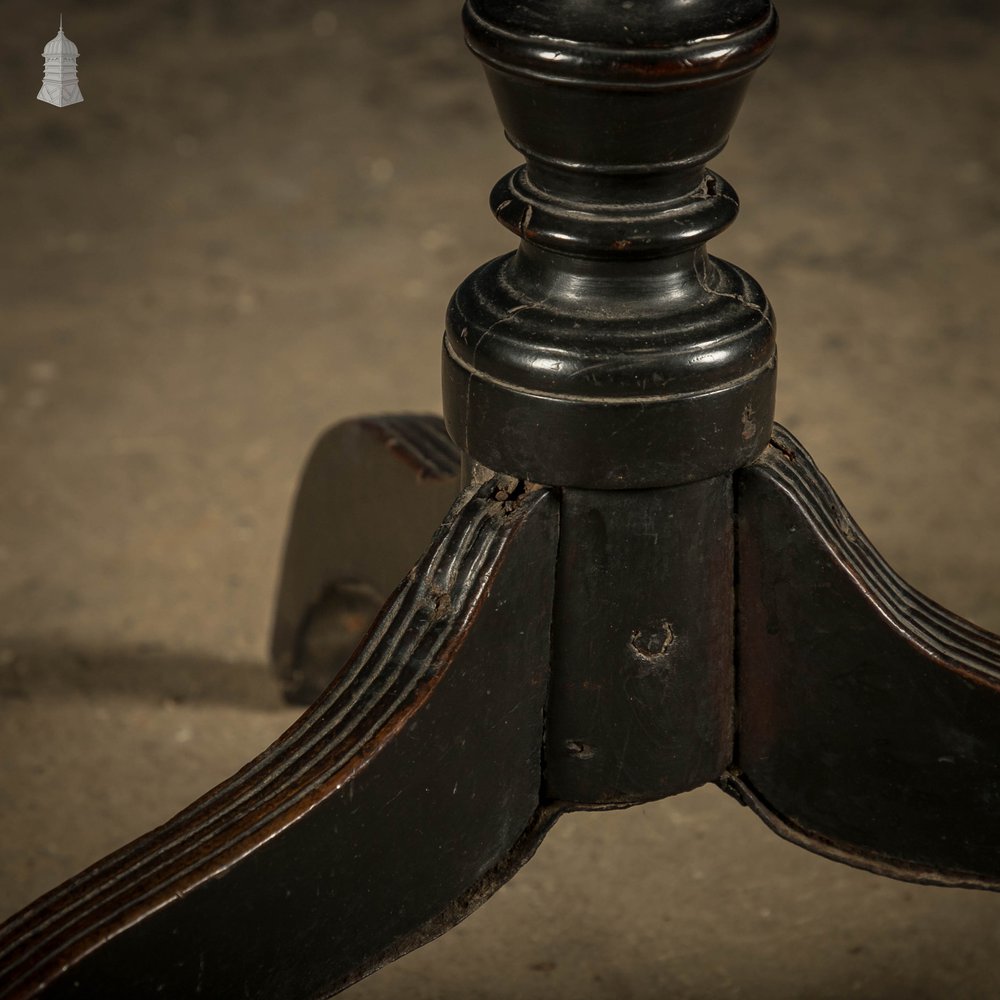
[444, 0, 778, 489]
[444, 0, 778, 806]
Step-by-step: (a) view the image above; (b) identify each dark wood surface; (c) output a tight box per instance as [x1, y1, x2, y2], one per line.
[271, 415, 460, 703]
[443, 0, 777, 488]
[733, 424, 1000, 888]
[0, 479, 560, 999]
[546, 481, 734, 806]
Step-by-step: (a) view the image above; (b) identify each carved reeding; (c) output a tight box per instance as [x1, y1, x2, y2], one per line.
[359, 414, 461, 479]
[735, 423, 1000, 889]
[754, 424, 1000, 687]
[0, 479, 551, 999]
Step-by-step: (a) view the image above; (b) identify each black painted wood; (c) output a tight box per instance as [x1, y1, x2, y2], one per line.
[546, 480, 734, 806]
[7, 2, 1000, 997]
[271, 415, 460, 704]
[0, 479, 560, 999]
[443, 0, 778, 488]
[732, 425, 1000, 888]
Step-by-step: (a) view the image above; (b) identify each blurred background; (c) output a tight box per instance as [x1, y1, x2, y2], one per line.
[2, 0, 1000, 996]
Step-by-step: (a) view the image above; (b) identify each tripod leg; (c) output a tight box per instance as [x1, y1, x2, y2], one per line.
[732, 424, 1000, 889]
[0, 478, 559, 1000]
[272, 415, 460, 704]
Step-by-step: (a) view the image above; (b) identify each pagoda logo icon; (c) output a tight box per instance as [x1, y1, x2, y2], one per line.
[38, 16, 83, 108]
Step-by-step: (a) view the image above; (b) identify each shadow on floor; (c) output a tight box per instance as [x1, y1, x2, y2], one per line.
[0, 637, 289, 711]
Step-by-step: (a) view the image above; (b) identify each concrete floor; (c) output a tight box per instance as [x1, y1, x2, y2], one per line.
[2, 0, 1000, 996]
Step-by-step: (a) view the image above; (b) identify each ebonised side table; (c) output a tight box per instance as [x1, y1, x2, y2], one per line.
[1, 2, 998, 998]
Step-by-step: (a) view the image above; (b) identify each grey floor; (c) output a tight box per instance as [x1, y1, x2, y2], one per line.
[2, 1, 1000, 996]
